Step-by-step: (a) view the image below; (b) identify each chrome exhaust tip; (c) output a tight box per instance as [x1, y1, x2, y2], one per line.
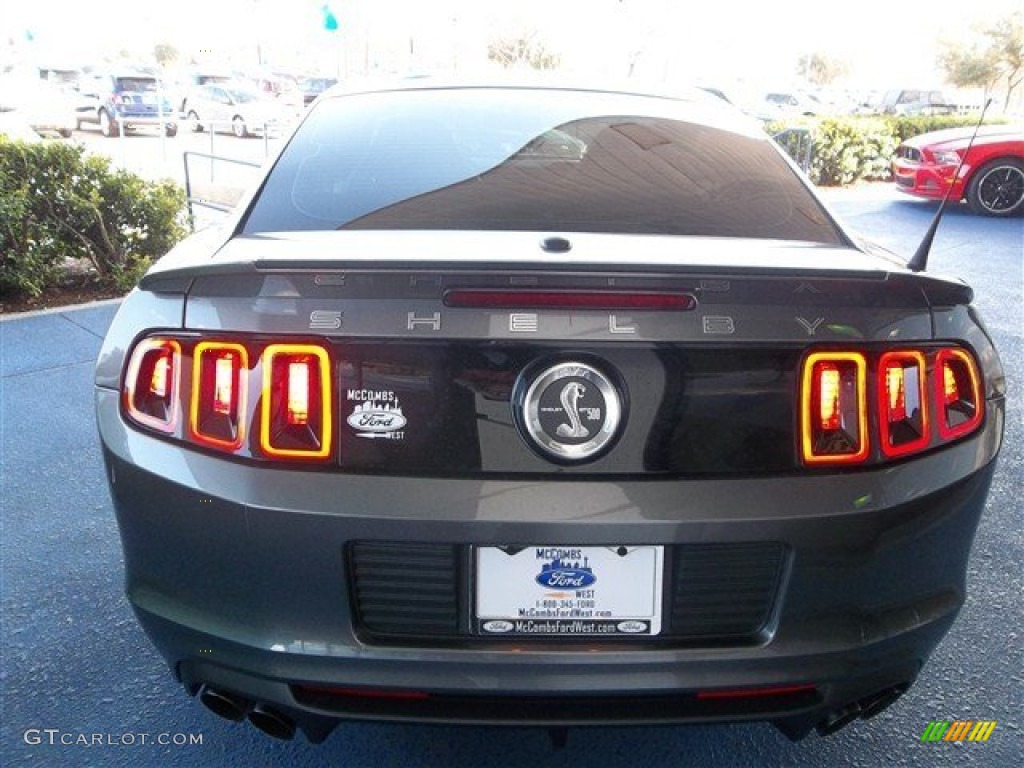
[197, 684, 249, 722]
[248, 703, 296, 741]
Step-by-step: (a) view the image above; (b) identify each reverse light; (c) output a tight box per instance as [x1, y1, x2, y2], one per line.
[936, 348, 983, 440]
[260, 344, 332, 459]
[878, 351, 929, 458]
[287, 361, 310, 425]
[190, 342, 248, 451]
[124, 338, 180, 433]
[801, 352, 868, 465]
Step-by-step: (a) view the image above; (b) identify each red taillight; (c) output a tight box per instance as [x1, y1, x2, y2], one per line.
[878, 351, 929, 458]
[801, 352, 868, 465]
[260, 344, 332, 459]
[190, 342, 248, 451]
[124, 338, 180, 432]
[801, 346, 984, 466]
[935, 349, 983, 440]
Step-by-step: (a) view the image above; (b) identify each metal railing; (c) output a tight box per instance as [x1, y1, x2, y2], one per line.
[772, 128, 813, 173]
[183, 151, 261, 231]
[187, 119, 276, 161]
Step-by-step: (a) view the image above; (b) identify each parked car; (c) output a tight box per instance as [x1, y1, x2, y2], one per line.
[0, 75, 76, 137]
[879, 89, 956, 117]
[892, 125, 1024, 216]
[0, 105, 44, 142]
[763, 90, 821, 117]
[76, 72, 177, 137]
[182, 84, 290, 137]
[297, 76, 338, 106]
[171, 71, 235, 111]
[96, 81, 1004, 745]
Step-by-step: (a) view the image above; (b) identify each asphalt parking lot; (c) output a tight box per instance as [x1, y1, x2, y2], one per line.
[1, 187, 1021, 767]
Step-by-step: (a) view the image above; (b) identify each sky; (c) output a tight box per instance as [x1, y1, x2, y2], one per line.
[1, 0, 1020, 92]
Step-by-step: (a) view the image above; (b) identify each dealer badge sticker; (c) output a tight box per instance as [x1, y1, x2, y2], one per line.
[516, 361, 624, 463]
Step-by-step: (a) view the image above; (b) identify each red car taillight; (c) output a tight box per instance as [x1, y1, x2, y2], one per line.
[800, 345, 984, 466]
[189, 342, 248, 451]
[878, 351, 930, 458]
[801, 352, 868, 465]
[124, 338, 180, 433]
[935, 348, 983, 440]
[123, 337, 333, 462]
[260, 344, 332, 459]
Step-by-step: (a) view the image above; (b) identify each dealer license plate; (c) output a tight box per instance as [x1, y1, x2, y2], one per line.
[475, 545, 663, 636]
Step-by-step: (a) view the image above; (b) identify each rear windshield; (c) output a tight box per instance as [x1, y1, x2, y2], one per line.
[116, 78, 157, 93]
[242, 88, 843, 244]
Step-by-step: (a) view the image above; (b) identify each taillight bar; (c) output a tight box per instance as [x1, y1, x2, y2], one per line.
[260, 344, 333, 459]
[800, 346, 984, 466]
[124, 338, 181, 433]
[878, 351, 929, 458]
[123, 337, 334, 462]
[800, 352, 869, 465]
[935, 348, 983, 440]
[189, 342, 248, 451]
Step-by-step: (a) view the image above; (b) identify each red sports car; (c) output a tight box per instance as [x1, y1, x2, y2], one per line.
[892, 125, 1024, 216]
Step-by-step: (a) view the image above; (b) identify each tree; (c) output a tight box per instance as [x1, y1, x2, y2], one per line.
[938, 43, 1000, 101]
[487, 33, 560, 71]
[153, 43, 179, 69]
[987, 12, 1023, 109]
[796, 53, 848, 86]
[938, 12, 1023, 110]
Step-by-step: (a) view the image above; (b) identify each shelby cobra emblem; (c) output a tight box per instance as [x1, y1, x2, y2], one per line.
[517, 361, 624, 463]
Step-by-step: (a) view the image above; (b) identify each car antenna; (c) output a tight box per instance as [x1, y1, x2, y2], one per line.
[907, 98, 993, 272]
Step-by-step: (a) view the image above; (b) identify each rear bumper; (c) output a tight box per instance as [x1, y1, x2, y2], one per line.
[97, 384, 1002, 735]
[112, 109, 176, 127]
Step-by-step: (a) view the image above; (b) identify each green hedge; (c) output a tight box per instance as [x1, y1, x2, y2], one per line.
[767, 114, 1008, 187]
[0, 137, 186, 299]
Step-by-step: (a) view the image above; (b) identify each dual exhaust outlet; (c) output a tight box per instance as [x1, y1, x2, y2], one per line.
[197, 684, 296, 741]
[815, 684, 908, 737]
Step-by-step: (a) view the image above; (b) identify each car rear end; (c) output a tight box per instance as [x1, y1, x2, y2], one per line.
[110, 75, 177, 132]
[95, 85, 1005, 743]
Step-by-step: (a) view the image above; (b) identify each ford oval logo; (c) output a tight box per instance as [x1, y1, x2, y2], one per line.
[482, 620, 514, 634]
[617, 620, 647, 634]
[346, 408, 407, 433]
[536, 568, 597, 590]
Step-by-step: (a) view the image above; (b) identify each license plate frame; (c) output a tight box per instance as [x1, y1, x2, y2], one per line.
[475, 545, 664, 637]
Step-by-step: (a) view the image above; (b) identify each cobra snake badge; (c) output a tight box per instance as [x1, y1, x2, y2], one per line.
[555, 382, 590, 438]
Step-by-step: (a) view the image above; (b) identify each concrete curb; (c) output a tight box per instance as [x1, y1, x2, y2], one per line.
[0, 296, 124, 322]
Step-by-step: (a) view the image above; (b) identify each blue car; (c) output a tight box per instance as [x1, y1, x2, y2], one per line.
[76, 72, 177, 137]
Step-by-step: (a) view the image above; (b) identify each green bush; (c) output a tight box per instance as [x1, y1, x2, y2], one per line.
[883, 114, 1007, 144]
[809, 117, 898, 186]
[0, 137, 186, 299]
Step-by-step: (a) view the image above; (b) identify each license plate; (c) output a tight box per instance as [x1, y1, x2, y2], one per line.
[475, 546, 663, 636]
